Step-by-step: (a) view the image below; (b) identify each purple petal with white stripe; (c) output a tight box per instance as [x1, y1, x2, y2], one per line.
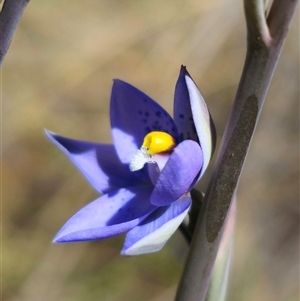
[174, 66, 199, 143]
[121, 196, 191, 255]
[174, 66, 216, 178]
[54, 187, 155, 243]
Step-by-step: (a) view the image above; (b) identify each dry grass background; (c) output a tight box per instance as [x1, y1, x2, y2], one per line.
[2, 1, 299, 300]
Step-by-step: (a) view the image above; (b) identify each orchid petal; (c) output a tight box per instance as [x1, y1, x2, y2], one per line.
[147, 153, 170, 185]
[46, 131, 144, 194]
[150, 140, 203, 206]
[184, 70, 216, 177]
[110, 80, 179, 164]
[174, 66, 199, 143]
[53, 187, 155, 243]
[121, 196, 191, 255]
[174, 66, 216, 178]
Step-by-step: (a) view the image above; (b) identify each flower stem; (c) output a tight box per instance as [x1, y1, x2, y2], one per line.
[179, 189, 204, 244]
[175, 1, 298, 300]
[204, 197, 236, 301]
[0, 0, 30, 66]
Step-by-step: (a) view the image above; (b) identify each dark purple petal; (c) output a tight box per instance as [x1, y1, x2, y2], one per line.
[53, 186, 156, 243]
[110, 80, 179, 164]
[174, 66, 216, 178]
[150, 140, 203, 206]
[174, 66, 199, 143]
[121, 196, 191, 255]
[46, 130, 145, 194]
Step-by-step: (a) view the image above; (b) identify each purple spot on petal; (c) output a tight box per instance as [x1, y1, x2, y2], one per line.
[179, 114, 184, 119]
[144, 111, 150, 117]
[143, 119, 148, 124]
[156, 111, 162, 117]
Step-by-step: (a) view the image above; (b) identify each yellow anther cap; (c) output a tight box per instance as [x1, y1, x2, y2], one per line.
[129, 131, 176, 171]
[142, 131, 176, 155]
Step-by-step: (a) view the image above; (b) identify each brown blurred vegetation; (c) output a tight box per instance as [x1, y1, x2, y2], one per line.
[2, 1, 299, 300]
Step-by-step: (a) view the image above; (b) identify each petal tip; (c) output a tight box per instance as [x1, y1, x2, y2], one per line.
[44, 129, 62, 144]
[44, 128, 56, 138]
[52, 235, 62, 243]
[179, 65, 191, 78]
[180, 65, 187, 72]
[52, 230, 67, 243]
[112, 78, 123, 85]
[120, 243, 165, 256]
[112, 79, 130, 90]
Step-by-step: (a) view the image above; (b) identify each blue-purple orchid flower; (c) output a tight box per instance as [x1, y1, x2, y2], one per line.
[46, 66, 216, 256]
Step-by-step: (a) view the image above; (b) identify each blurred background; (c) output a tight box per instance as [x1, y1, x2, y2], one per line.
[2, 0, 299, 300]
